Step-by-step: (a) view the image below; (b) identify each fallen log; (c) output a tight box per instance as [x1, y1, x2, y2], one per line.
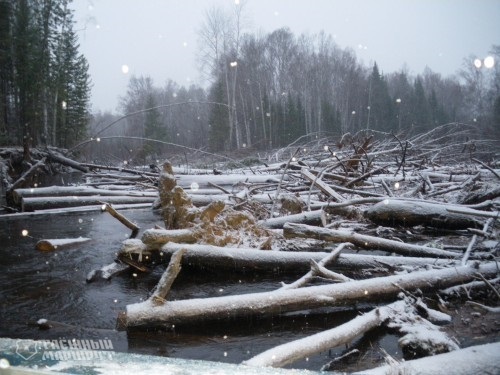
[35, 237, 91, 251]
[301, 168, 345, 202]
[150, 248, 186, 304]
[283, 223, 462, 258]
[7, 157, 46, 196]
[141, 228, 198, 246]
[20, 195, 155, 211]
[45, 149, 89, 173]
[363, 199, 482, 229]
[119, 261, 499, 328]
[354, 342, 500, 375]
[244, 297, 456, 368]
[102, 202, 140, 238]
[12, 185, 157, 206]
[258, 209, 326, 229]
[160, 242, 460, 274]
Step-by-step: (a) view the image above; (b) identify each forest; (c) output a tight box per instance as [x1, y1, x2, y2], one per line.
[0, 1, 499, 161]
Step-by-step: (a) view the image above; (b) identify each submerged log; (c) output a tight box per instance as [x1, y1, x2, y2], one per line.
[35, 237, 91, 251]
[119, 262, 498, 328]
[363, 199, 481, 229]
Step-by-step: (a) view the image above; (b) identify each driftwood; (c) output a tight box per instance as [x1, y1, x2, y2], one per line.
[6, 157, 47, 196]
[35, 237, 91, 251]
[12, 185, 157, 206]
[258, 209, 326, 229]
[20, 195, 155, 211]
[102, 202, 140, 238]
[120, 262, 498, 328]
[159, 242, 460, 274]
[283, 223, 462, 258]
[355, 342, 500, 375]
[149, 248, 186, 305]
[244, 297, 456, 368]
[363, 199, 482, 229]
[45, 149, 89, 173]
[301, 168, 345, 202]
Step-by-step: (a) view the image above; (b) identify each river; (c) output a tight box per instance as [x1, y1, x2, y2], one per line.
[0, 207, 401, 372]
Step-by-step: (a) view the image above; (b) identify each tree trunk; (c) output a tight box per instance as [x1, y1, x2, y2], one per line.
[120, 262, 498, 328]
[283, 223, 463, 258]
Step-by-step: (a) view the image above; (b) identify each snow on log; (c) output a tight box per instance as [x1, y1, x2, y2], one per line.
[258, 209, 326, 229]
[150, 248, 186, 304]
[160, 242, 459, 274]
[35, 237, 91, 251]
[176, 174, 282, 188]
[354, 342, 500, 375]
[12, 185, 157, 206]
[21, 195, 156, 211]
[141, 228, 198, 245]
[283, 223, 462, 258]
[244, 297, 457, 368]
[301, 168, 345, 202]
[120, 262, 499, 328]
[363, 199, 481, 229]
[102, 202, 140, 238]
[244, 300, 390, 368]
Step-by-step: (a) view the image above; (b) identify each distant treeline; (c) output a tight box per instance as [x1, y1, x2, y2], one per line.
[0, 0, 91, 149]
[109, 5, 499, 160]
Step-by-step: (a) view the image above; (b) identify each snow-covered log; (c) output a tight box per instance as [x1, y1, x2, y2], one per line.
[35, 237, 91, 251]
[283, 223, 462, 258]
[363, 199, 481, 229]
[258, 209, 326, 229]
[141, 228, 198, 245]
[353, 342, 500, 375]
[12, 185, 157, 205]
[244, 300, 392, 368]
[120, 262, 499, 328]
[160, 242, 459, 274]
[244, 297, 457, 368]
[20, 195, 155, 211]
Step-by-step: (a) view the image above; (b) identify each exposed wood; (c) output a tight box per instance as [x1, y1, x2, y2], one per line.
[35, 237, 91, 251]
[283, 223, 463, 258]
[141, 228, 198, 246]
[279, 242, 352, 289]
[160, 242, 460, 274]
[258, 209, 326, 229]
[150, 248, 186, 304]
[20, 195, 155, 212]
[121, 262, 499, 328]
[45, 149, 89, 173]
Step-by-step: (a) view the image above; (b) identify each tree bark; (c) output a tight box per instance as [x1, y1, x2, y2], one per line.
[283, 223, 463, 258]
[120, 262, 498, 328]
[160, 242, 459, 274]
[35, 237, 91, 251]
[20, 195, 155, 211]
[363, 199, 481, 229]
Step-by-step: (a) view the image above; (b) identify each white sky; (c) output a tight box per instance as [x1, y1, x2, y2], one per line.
[70, 0, 500, 113]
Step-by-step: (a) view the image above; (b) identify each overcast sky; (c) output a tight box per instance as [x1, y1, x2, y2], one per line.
[70, 0, 500, 113]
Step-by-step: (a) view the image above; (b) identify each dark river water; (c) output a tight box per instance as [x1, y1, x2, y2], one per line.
[0, 207, 401, 372]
